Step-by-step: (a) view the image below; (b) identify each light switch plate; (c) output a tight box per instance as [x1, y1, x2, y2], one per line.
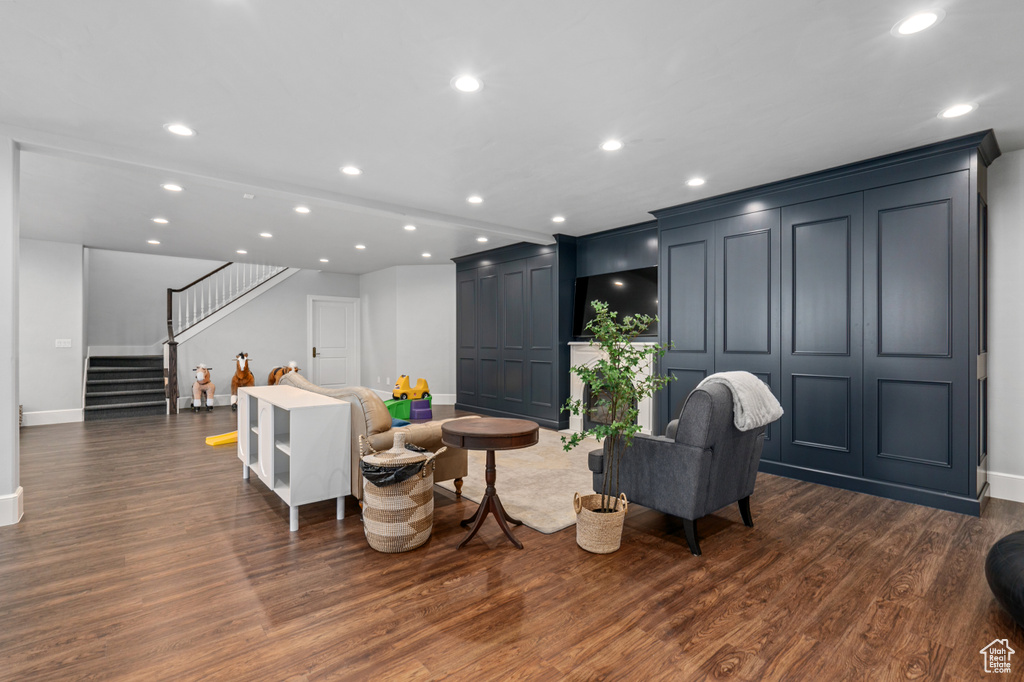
[55, 339, 72, 348]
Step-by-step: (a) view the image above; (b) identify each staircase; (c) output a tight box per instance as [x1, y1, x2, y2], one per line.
[84, 356, 166, 421]
[165, 261, 292, 413]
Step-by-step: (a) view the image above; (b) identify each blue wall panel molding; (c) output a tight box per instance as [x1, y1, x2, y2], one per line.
[653, 131, 998, 516]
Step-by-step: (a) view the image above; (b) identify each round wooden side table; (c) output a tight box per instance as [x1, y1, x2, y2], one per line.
[441, 417, 539, 549]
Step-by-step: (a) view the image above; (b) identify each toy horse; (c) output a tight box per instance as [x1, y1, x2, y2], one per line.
[267, 361, 300, 386]
[231, 352, 255, 411]
[192, 364, 215, 413]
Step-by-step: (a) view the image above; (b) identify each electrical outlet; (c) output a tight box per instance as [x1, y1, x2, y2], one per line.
[55, 339, 72, 348]
[386, 377, 391, 386]
[377, 376, 381, 384]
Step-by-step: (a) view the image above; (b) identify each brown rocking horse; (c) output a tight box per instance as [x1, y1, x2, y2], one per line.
[230, 352, 255, 411]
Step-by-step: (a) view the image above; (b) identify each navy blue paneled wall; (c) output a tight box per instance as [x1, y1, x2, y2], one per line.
[650, 130, 999, 516]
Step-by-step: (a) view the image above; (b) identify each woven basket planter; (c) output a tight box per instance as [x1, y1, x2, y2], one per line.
[573, 492, 628, 554]
[360, 433, 441, 553]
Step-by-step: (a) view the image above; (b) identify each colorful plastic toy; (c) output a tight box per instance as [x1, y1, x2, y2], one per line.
[393, 375, 430, 401]
[205, 431, 238, 446]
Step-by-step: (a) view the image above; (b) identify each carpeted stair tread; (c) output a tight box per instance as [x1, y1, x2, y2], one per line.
[86, 389, 165, 398]
[83, 355, 168, 421]
[88, 367, 163, 373]
[84, 400, 166, 411]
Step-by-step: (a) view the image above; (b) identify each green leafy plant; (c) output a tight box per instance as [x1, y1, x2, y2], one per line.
[562, 300, 673, 512]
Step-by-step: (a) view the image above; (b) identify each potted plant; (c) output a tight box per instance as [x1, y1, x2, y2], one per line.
[562, 300, 672, 553]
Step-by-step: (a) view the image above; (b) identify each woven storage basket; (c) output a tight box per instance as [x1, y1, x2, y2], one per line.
[360, 432, 441, 553]
[573, 492, 628, 554]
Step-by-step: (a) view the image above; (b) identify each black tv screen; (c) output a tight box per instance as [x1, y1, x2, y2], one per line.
[573, 266, 659, 338]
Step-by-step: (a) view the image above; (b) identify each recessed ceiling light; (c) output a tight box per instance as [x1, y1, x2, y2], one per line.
[152, 217, 168, 224]
[552, 216, 566, 223]
[163, 123, 195, 137]
[259, 232, 272, 238]
[341, 166, 362, 176]
[686, 177, 706, 187]
[467, 195, 483, 204]
[294, 205, 311, 214]
[452, 75, 483, 93]
[162, 183, 183, 192]
[613, 281, 624, 287]
[355, 244, 366, 250]
[320, 258, 329, 263]
[477, 236, 489, 243]
[939, 103, 977, 119]
[404, 224, 417, 231]
[147, 240, 160, 245]
[891, 9, 945, 36]
[601, 140, 623, 152]
[236, 250, 247, 254]
[422, 252, 432, 258]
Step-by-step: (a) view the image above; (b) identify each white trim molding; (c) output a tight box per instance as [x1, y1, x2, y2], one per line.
[21, 408, 84, 427]
[176, 392, 235, 410]
[987, 471, 1024, 504]
[0, 486, 24, 526]
[88, 344, 162, 357]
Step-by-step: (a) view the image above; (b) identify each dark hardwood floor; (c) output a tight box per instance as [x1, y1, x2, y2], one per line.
[3, 408, 1023, 680]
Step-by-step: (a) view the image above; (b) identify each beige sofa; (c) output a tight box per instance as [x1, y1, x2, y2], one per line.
[279, 372, 474, 499]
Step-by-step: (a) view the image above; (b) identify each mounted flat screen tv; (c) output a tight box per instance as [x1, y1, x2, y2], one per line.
[573, 266, 659, 338]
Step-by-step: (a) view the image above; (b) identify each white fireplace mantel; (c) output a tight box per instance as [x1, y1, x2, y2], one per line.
[568, 341, 656, 435]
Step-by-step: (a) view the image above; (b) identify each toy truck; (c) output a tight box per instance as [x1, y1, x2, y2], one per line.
[393, 375, 430, 400]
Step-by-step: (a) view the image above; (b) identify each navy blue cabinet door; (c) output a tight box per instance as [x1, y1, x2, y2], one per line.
[781, 193, 863, 475]
[526, 252, 557, 420]
[476, 264, 502, 411]
[456, 268, 478, 405]
[715, 209, 782, 460]
[659, 221, 716, 427]
[863, 171, 970, 494]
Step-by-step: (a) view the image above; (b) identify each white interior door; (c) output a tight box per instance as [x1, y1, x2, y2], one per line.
[309, 296, 360, 389]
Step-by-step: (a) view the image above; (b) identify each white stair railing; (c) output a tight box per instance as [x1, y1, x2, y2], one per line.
[167, 262, 286, 339]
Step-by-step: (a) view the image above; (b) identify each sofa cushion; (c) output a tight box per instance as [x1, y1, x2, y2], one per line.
[279, 373, 391, 436]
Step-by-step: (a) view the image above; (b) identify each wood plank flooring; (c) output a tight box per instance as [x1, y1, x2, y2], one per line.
[3, 408, 1023, 680]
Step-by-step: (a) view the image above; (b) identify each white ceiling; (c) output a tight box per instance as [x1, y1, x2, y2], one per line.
[2, 1, 1022, 274]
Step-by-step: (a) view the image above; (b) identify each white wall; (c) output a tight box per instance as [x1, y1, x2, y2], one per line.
[359, 264, 456, 401]
[18, 239, 85, 423]
[175, 269, 359, 404]
[396, 265, 456, 398]
[359, 267, 398, 395]
[86, 248, 222, 352]
[987, 148, 1024, 499]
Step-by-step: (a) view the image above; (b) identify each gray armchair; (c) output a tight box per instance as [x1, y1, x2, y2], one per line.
[587, 382, 766, 555]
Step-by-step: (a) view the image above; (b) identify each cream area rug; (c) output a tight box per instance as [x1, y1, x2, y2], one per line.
[435, 428, 600, 534]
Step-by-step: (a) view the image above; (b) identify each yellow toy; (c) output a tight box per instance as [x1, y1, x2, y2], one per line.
[205, 431, 238, 446]
[393, 375, 430, 400]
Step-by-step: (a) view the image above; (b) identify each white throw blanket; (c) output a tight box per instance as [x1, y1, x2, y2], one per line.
[696, 371, 783, 431]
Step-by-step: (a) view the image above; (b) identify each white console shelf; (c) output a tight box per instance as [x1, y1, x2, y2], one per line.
[237, 385, 351, 531]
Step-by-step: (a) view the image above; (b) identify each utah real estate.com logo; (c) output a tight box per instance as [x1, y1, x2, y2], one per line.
[980, 639, 1014, 674]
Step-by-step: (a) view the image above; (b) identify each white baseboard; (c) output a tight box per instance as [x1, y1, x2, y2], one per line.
[176, 393, 234, 410]
[88, 344, 162, 357]
[21, 408, 84, 427]
[987, 471, 1024, 504]
[0, 486, 24, 526]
